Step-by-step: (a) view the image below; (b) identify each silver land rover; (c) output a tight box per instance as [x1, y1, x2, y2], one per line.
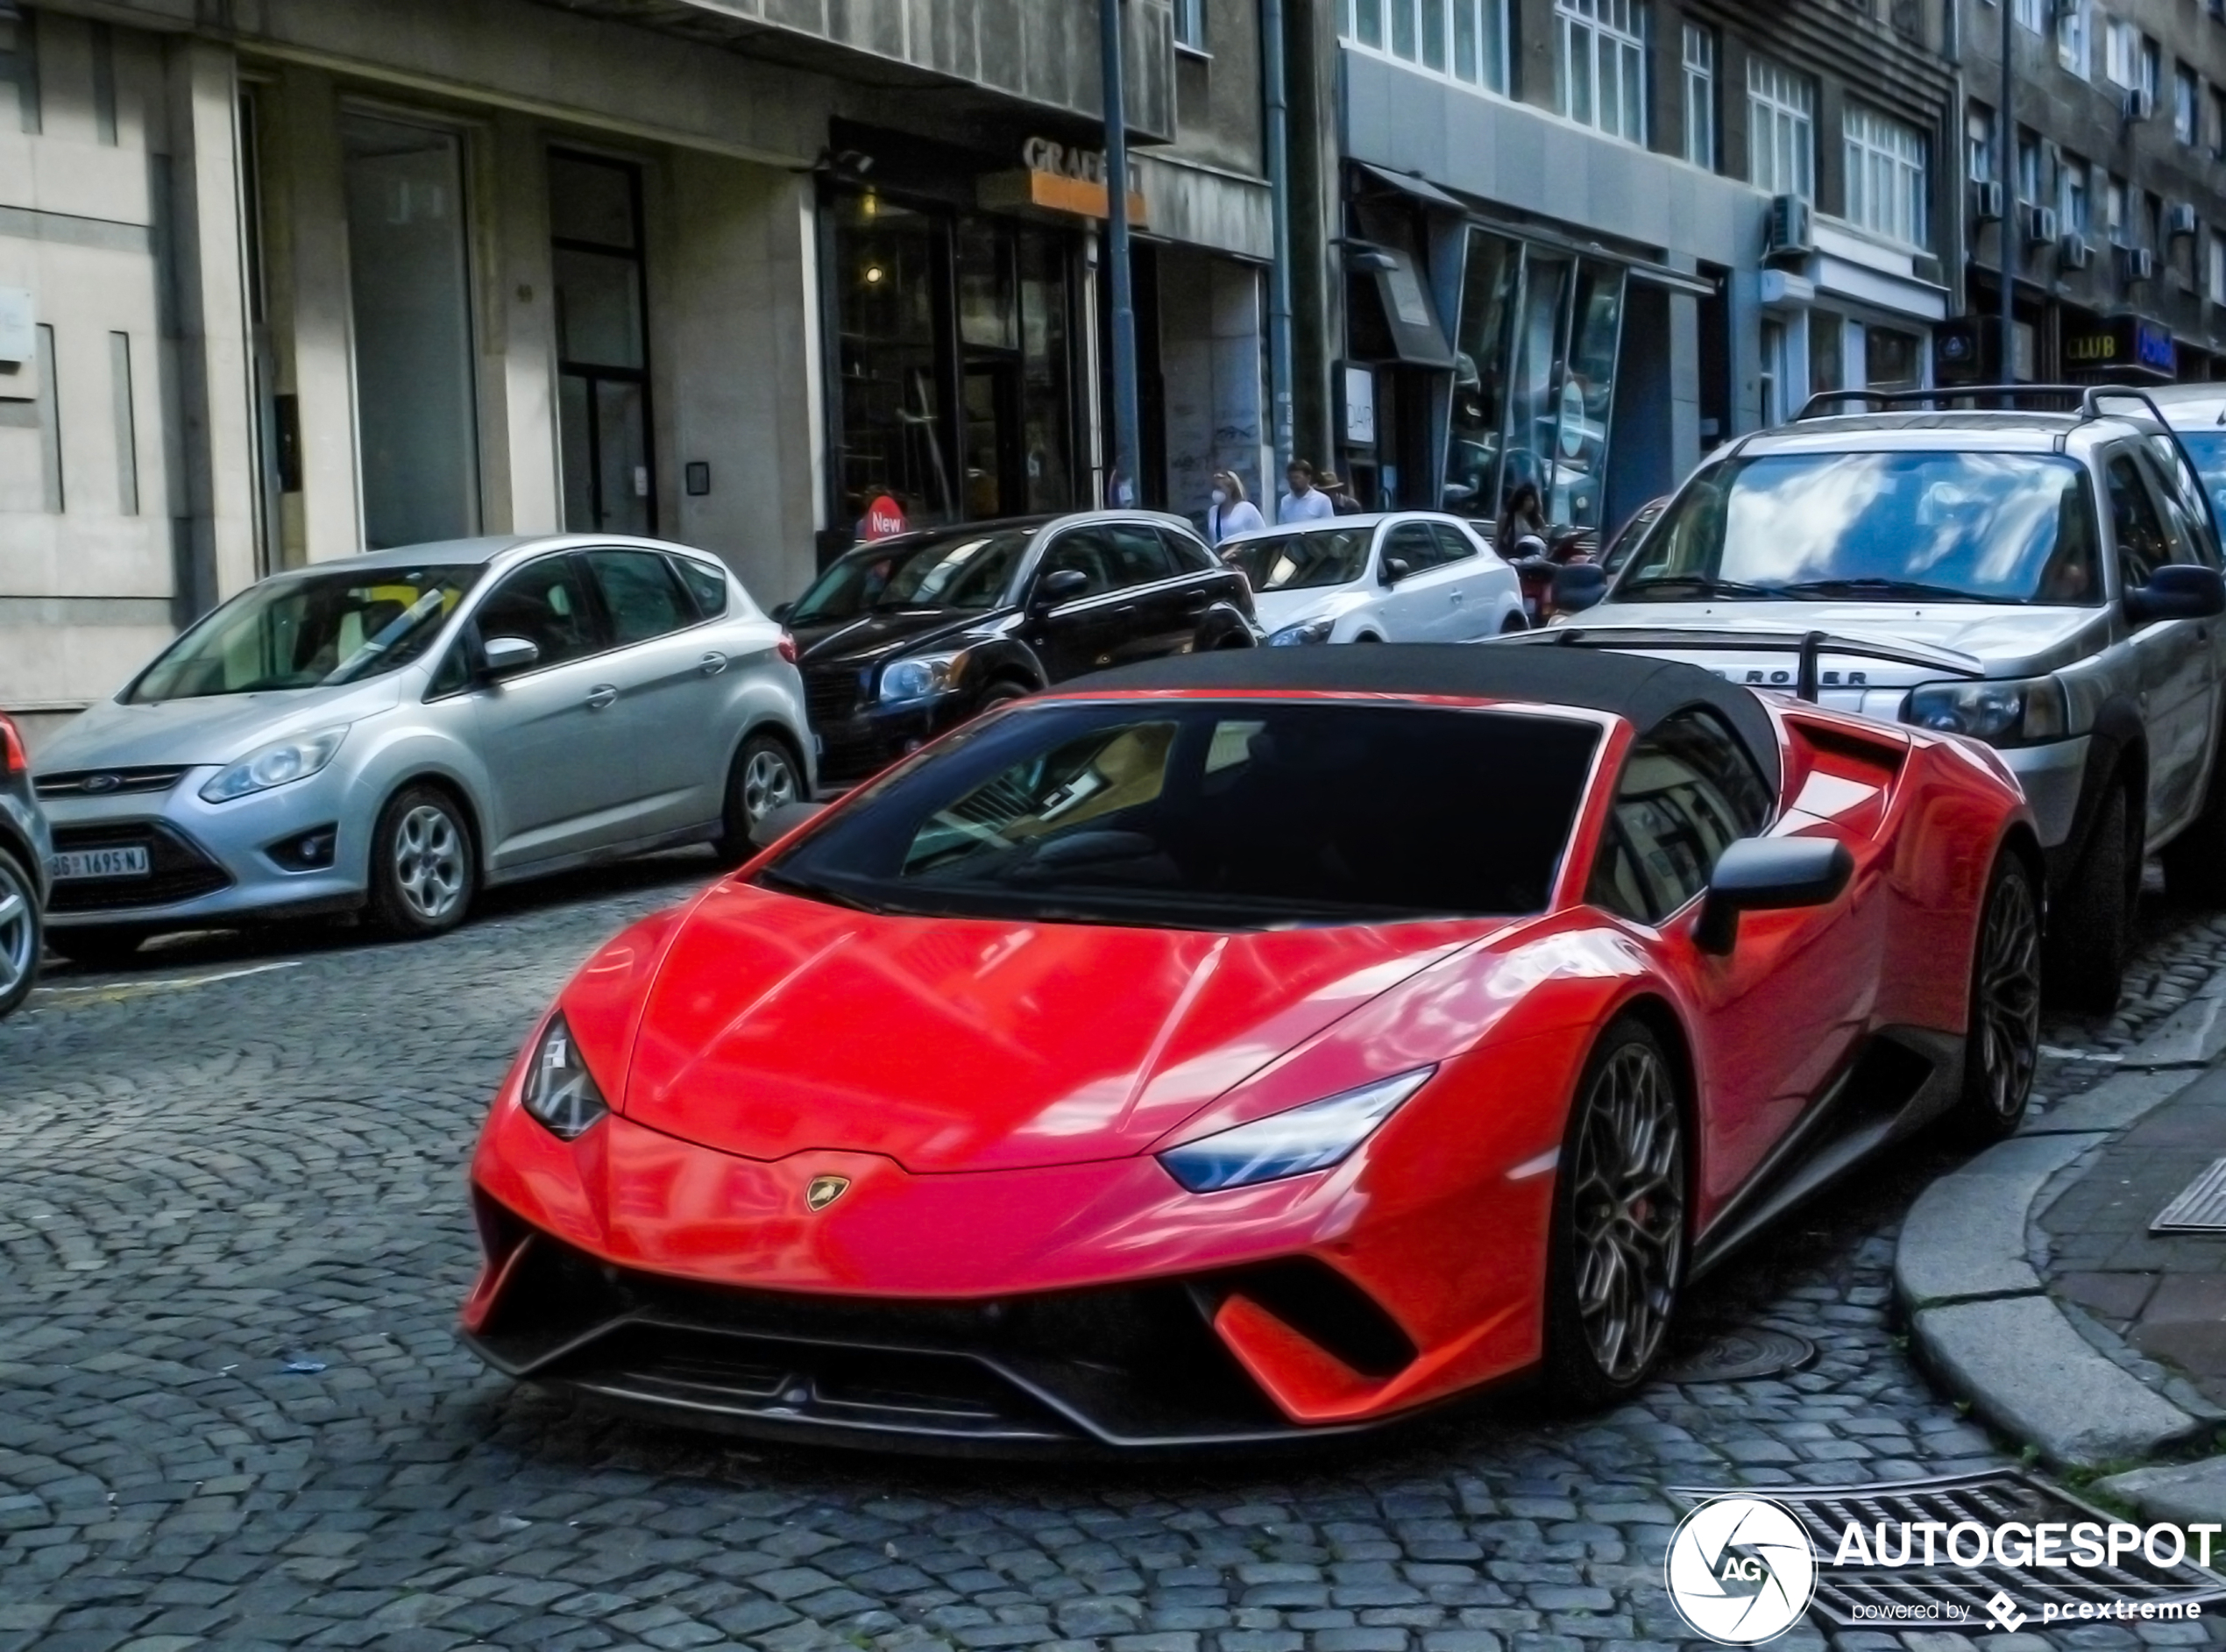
[1545, 387, 2226, 1012]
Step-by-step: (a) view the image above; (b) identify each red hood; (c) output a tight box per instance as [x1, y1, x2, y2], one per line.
[614, 881, 1496, 1173]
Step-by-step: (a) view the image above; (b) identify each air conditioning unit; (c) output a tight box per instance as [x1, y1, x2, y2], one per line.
[1971, 180, 2007, 223]
[2024, 204, 2060, 245]
[2122, 244, 2159, 282]
[2060, 234, 2095, 271]
[1764, 194, 1815, 260]
[2126, 87, 2156, 124]
[2168, 202, 2200, 239]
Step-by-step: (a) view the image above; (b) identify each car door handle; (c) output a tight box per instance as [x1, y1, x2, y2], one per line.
[1450, 590, 1464, 604]
[585, 685, 619, 711]
[699, 651, 728, 676]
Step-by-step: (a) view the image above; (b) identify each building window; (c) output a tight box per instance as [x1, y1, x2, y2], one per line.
[2209, 232, 2226, 305]
[2106, 18, 2140, 89]
[1173, 0, 1206, 52]
[1747, 55, 1814, 200]
[2059, 153, 2089, 238]
[1682, 25, 1715, 171]
[2011, 0, 2045, 30]
[2017, 129, 2041, 205]
[341, 114, 481, 549]
[1967, 105, 1996, 182]
[2213, 87, 2226, 158]
[0, 6, 38, 134]
[1845, 104, 1927, 248]
[2143, 38, 2160, 103]
[2106, 174, 2127, 244]
[2057, 1, 2088, 77]
[1343, 1, 1510, 94]
[1556, 0, 1647, 145]
[2178, 66, 2201, 145]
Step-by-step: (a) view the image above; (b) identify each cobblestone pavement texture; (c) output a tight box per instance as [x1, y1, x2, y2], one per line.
[3, 857, 2225, 1652]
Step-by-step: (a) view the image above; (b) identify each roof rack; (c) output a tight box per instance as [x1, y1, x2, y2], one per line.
[1792, 385, 2088, 420]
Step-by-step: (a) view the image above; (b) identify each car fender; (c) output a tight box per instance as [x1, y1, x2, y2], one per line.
[337, 716, 494, 883]
[962, 635, 1050, 692]
[2055, 694, 2146, 884]
[1195, 601, 1257, 649]
[707, 669, 817, 790]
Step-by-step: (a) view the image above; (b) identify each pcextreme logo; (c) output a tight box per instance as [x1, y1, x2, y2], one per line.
[1665, 1495, 1819, 1644]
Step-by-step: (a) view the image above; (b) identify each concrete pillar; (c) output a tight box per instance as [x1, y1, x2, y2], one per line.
[163, 39, 257, 606]
[273, 66, 361, 563]
[486, 112, 558, 535]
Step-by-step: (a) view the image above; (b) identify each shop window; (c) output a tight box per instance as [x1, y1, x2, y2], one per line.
[549, 151, 654, 537]
[1867, 328, 1922, 392]
[1342, 0, 1510, 94]
[1760, 320, 1788, 427]
[341, 114, 480, 549]
[1448, 230, 1520, 519]
[0, 8, 37, 134]
[1556, 0, 1647, 146]
[1844, 104, 1928, 249]
[1682, 25, 1716, 173]
[1747, 56, 1813, 201]
[1809, 314, 1844, 401]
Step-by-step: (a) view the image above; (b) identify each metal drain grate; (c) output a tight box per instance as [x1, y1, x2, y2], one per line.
[1670, 1471, 2226, 1627]
[2152, 1156, 2226, 1233]
[1661, 1326, 1817, 1384]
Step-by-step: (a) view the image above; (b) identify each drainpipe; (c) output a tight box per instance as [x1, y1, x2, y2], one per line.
[1999, 0, 2017, 391]
[1262, 0, 1296, 476]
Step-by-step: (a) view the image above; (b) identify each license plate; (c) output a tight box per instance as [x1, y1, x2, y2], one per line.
[53, 846, 151, 881]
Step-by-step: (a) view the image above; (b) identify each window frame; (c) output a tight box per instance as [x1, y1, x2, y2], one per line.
[1173, 0, 1207, 54]
[467, 552, 609, 678]
[1843, 103, 1930, 250]
[1556, 0, 1649, 147]
[580, 546, 701, 649]
[1681, 23, 1716, 172]
[1340, 0, 1512, 96]
[1747, 54, 1816, 201]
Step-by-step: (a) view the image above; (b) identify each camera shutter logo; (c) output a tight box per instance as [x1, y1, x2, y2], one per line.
[1665, 1495, 1819, 1644]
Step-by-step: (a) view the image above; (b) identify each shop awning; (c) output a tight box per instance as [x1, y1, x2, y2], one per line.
[1356, 163, 1470, 213]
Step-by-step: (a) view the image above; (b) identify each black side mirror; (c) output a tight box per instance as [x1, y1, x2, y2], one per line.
[1031, 568, 1091, 611]
[1694, 836, 1854, 954]
[769, 600, 794, 623]
[1554, 564, 1609, 613]
[2125, 564, 2226, 624]
[1380, 557, 1411, 585]
[748, 798, 827, 852]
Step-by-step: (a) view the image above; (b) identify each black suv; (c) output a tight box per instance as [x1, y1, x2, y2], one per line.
[783, 512, 1256, 786]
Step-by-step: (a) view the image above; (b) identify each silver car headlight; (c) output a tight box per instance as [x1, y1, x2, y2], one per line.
[1268, 616, 1337, 647]
[1158, 1067, 1436, 1193]
[199, 726, 350, 803]
[878, 651, 968, 706]
[1903, 678, 2068, 748]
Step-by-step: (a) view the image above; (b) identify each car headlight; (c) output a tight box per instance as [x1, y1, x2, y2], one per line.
[1158, 1067, 1436, 1193]
[1268, 617, 1337, 647]
[1903, 678, 2068, 748]
[521, 1014, 610, 1141]
[199, 726, 350, 803]
[879, 651, 968, 705]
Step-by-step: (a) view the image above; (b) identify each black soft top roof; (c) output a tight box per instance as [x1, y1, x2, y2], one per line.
[1062, 643, 1783, 793]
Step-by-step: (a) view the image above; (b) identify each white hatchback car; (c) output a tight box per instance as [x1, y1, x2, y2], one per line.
[1221, 513, 1526, 645]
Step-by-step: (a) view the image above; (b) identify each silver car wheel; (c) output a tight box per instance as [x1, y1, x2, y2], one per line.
[741, 748, 798, 823]
[0, 858, 33, 1002]
[393, 804, 466, 924]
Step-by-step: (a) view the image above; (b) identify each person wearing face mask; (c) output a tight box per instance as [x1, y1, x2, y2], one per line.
[1207, 470, 1266, 544]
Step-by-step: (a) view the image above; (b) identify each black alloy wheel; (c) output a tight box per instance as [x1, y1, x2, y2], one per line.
[1951, 850, 2043, 1146]
[1543, 1019, 1688, 1407]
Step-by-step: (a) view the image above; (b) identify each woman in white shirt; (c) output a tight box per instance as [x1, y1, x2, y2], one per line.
[1207, 470, 1267, 544]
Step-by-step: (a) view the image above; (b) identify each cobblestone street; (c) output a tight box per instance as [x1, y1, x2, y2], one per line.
[2, 856, 2222, 1652]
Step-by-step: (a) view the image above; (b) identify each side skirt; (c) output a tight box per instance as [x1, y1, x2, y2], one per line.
[1689, 1026, 1962, 1280]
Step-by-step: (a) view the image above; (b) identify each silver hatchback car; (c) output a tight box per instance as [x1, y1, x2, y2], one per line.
[34, 535, 812, 964]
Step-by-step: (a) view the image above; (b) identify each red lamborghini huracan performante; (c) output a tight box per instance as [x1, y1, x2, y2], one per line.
[462, 647, 2042, 1452]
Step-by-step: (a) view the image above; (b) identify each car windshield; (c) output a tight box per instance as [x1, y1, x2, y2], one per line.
[758, 699, 1600, 929]
[790, 528, 1036, 622]
[126, 565, 484, 703]
[1617, 451, 2102, 606]
[1227, 528, 1374, 592]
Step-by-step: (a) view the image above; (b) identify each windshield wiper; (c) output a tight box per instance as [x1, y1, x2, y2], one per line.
[1779, 578, 2018, 605]
[1620, 575, 1794, 600]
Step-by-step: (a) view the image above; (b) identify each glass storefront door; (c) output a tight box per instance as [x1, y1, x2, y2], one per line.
[550, 151, 653, 535]
[341, 114, 479, 549]
[830, 189, 1077, 542]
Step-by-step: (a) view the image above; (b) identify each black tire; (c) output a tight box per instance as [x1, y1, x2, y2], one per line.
[1499, 611, 1528, 635]
[43, 925, 145, 970]
[2162, 757, 2226, 904]
[2044, 784, 2135, 1014]
[975, 680, 1033, 709]
[1949, 850, 2043, 1147]
[713, 733, 807, 865]
[1542, 1017, 1689, 1409]
[0, 845, 41, 1016]
[369, 783, 477, 939]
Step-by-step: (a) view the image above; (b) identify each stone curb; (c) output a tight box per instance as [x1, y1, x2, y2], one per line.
[1893, 1070, 2208, 1470]
[2096, 1455, 2226, 1523]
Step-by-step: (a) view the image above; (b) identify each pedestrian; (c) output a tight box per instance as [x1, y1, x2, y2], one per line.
[1495, 480, 1549, 557]
[1278, 459, 1337, 526]
[1319, 470, 1365, 515]
[1206, 470, 1266, 544]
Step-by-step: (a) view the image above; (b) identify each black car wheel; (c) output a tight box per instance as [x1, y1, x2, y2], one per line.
[1950, 849, 2043, 1146]
[1542, 1018, 1688, 1408]
[714, 734, 805, 864]
[2045, 784, 2136, 1014]
[975, 680, 1032, 711]
[370, 784, 477, 939]
[0, 845, 40, 1017]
